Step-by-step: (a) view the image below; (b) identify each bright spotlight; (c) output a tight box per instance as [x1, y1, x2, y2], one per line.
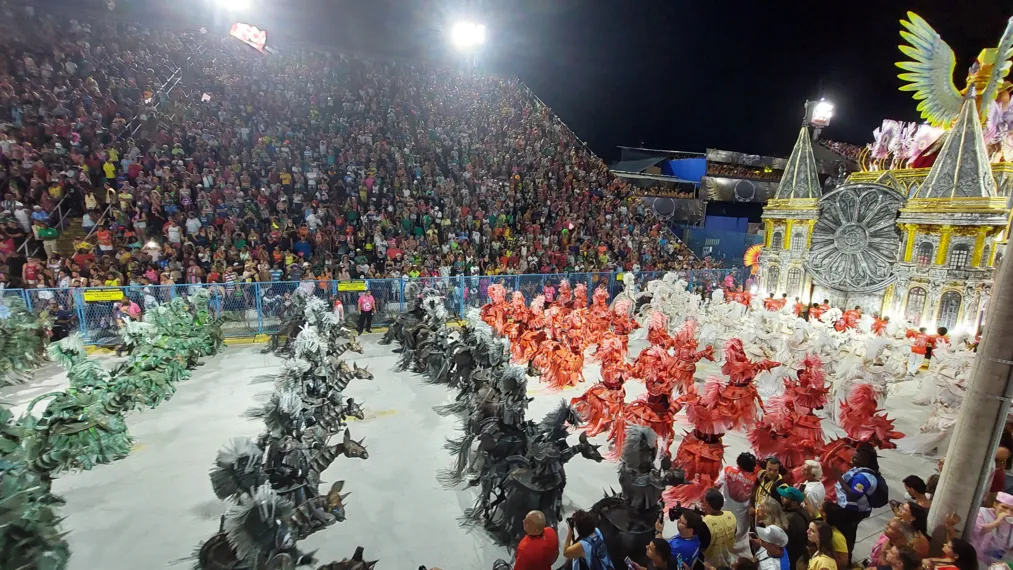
[805, 98, 834, 128]
[217, 0, 250, 11]
[451, 22, 486, 49]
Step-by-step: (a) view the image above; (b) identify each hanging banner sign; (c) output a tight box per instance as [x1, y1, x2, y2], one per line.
[83, 289, 124, 302]
[337, 281, 367, 292]
[229, 22, 267, 53]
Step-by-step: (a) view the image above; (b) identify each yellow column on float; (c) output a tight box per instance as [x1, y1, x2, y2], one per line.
[935, 225, 953, 266]
[902, 224, 917, 262]
[971, 226, 989, 267]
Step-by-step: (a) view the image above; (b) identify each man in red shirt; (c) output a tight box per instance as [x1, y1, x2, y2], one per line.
[906, 327, 930, 375]
[514, 510, 559, 570]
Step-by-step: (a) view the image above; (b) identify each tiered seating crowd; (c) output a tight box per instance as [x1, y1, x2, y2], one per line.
[0, 11, 715, 292]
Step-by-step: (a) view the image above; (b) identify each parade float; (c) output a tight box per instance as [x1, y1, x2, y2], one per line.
[760, 12, 1013, 333]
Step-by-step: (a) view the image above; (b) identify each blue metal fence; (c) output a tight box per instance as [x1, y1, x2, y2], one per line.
[1, 269, 750, 343]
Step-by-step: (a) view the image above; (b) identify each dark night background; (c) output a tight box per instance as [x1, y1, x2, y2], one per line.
[48, 0, 1012, 161]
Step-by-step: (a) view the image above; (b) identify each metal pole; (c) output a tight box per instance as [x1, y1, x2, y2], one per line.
[927, 253, 1013, 543]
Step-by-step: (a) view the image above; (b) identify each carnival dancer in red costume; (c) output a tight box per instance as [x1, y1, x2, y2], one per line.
[834, 306, 862, 332]
[871, 314, 889, 336]
[820, 383, 903, 495]
[763, 294, 779, 311]
[663, 380, 731, 506]
[480, 283, 509, 335]
[571, 360, 631, 437]
[609, 298, 640, 336]
[669, 320, 715, 394]
[511, 296, 549, 364]
[507, 291, 530, 332]
[788, 354, 831, 411]
[747, 353, 830, 481]
[718, 338, 780, 431]
[555, 280, 573, 308]
[748, 395, 826, 484]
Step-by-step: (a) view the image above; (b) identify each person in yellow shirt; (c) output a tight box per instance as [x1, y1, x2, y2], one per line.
[280, 171, 292, 186]
[703, 488, 741, 566]
[103, 160, 116, 181]
[107, 147, 118, 162]
[807, 522, 838, 570]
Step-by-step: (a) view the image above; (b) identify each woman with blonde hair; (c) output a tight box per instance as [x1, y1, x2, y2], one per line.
[756, 496, 790, 530]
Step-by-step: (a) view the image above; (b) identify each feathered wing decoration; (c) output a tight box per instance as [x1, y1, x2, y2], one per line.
[210, 437, 266, 500]
[896, 11, 964, 127]
[979, 16, 1013, 122]
[0, 463, 70, 570]
[245, 390, 304, 437]
[223, 485, 296, 568]
[47, 334, 87, 369]
[621, 424, 658, 467]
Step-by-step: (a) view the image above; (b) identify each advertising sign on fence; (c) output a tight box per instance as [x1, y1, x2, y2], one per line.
[337, 280, 367, 292]
[82, 289, 124, 302]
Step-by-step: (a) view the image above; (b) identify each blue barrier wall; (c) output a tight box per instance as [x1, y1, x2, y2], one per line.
[1, 269, 750, 344]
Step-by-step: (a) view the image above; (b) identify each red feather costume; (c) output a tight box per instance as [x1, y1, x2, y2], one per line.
[786, 354, 830, 411]
[480, 284, 509, 335]
[820, 383, 904, 495]
[717, 338, 780, 431]
[669, 320, 715, 393]
[571, 361, 630, 437]
[747, 396, 826, 481]
[663, 381, 730, 507]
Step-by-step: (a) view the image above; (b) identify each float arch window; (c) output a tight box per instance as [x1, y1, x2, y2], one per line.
[947, 244, 970, 269]
[790, 231, 806, 251]
[766, 266, 780, 293]
[982, 244, 991, 267]
[937, 290, 962, 331]
[905, 286, 927, 325]
[771, 231, 783, 250]
[785, 268, 803, 297]
[915, 242, 934, 267]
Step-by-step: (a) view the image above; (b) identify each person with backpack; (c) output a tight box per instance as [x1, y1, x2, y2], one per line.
[830, 444, 888, 564]
[563, 510, 615, 570]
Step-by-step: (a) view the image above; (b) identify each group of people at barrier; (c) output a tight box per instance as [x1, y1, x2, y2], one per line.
[0, 8, 725, 302]
[3, 268, 750, 341]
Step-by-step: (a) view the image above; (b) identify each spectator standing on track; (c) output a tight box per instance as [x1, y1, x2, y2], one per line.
[513, 510, 559, 570]
[357, 288, 375, 334]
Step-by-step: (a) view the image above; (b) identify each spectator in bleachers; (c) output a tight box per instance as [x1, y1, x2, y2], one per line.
[0, 10, 719, 296]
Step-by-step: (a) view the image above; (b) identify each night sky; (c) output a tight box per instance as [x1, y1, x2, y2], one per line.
[111, 0, 1012, 161]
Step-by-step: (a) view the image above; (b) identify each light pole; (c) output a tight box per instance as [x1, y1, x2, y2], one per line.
[804, 98, 834, 142]
[450, 21, 486, 68]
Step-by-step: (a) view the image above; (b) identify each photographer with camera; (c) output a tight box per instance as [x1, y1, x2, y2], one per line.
[563, 510, 615, 570]
[657, 507, 708, 570]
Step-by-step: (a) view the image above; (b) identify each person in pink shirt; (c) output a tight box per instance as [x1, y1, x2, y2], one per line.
[357, 289, 376, 334]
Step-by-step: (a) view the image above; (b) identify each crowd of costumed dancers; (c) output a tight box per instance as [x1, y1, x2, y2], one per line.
[195, 293, 380, 570]
[461, 272, 987, 558]
[381, 282, 606, 550]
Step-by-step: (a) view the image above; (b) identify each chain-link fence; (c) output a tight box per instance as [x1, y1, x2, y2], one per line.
[0, 269, 750, 343]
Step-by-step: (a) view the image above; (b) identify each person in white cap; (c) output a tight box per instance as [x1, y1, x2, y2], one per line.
[754, 525, 790, 570]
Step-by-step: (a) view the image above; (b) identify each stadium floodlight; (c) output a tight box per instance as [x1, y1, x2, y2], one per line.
[217, 0, 250, 11]
[804, 98, 834, 129]
[451, 21, 486, 50]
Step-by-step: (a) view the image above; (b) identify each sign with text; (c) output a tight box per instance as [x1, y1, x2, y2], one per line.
[337, 281, 367, 292]
[83, 289, 124, 302]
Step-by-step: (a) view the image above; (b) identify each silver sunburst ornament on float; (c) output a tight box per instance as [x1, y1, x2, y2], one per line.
[805, 183, 905, 294]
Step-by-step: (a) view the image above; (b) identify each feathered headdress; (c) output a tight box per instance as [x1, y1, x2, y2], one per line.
[210, 437, 266, 500]
[223, 485, 295, 568]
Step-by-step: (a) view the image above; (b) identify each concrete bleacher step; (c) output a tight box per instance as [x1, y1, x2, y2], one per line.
[54, 219, 86, 256]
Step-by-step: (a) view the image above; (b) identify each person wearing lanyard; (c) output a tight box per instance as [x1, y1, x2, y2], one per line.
[356, 288, 376, 334]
